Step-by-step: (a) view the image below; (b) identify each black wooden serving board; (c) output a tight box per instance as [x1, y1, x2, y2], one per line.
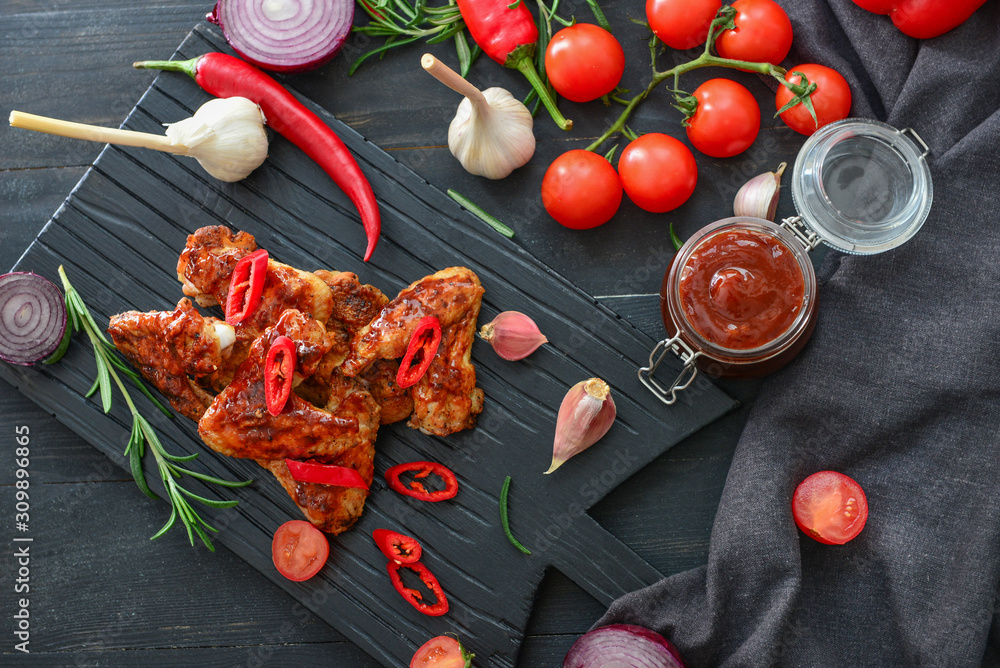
[0, 25, 736, 666]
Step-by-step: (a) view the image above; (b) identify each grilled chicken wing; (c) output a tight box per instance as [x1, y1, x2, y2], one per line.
[342, 267, 485, 435]
[108, 298, 235, 420]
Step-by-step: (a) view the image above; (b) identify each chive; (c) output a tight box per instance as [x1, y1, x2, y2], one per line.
[500, 475, 531, 555]
[447, 189, 515, 239]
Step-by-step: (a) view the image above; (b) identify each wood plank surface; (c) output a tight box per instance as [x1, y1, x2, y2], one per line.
[0, 0, 813, 664]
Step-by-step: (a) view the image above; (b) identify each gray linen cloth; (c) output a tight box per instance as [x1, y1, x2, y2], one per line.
[599, 1, 1000, 665]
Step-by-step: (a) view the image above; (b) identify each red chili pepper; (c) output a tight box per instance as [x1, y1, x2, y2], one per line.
[386, 561, 449, 616]
[265, 335, 296, 415]
[224, 248, 268, 324]
[385, 461, 459, 502]
[455, 0, 572, 131]
[285, 459, 369, 490]
[395, 316, 442, 389]
[372, 528, 422, 564]
[851, 0, 988, 39]
[134, 53, 381, 261]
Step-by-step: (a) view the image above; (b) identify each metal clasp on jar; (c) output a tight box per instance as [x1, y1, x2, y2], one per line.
[638, 334, 702, 405]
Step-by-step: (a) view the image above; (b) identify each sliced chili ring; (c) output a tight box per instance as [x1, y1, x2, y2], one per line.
[396, 315, 442, 388]
[372, 528, 422, 564]
[286, 459, 369, 490]
[385, 461, 459, 502]
[386, 561, 449, 617]
[225, 248, 269, 325]
[265, 335, 296, 416]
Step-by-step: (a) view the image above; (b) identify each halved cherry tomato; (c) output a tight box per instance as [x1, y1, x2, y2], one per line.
[686, 78, 760, 158]
[265, 335, 296, 416]
[646, 0, 722, 50]
[792, 471, 869, 545]
[397, 316, 441, 389]
[410, 635, 474, 668]
[285, 459, 369, 489]
[715, 0, 793, 65]
[225, 248, 268, 325]
[545, 24, 625, 103]
[541, 150, 623, 230]
[617, 133, 698, 213]
[775, 64, 852, 136]
[272, 520, 329, 581]
[373, 528, 422, 564]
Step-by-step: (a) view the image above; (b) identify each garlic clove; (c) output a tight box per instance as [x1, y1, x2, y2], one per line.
[165, 97, 268, 182]
[479, 311, 547, 361]
[545, 378, 616, 474]
[733, 162, 786, 221]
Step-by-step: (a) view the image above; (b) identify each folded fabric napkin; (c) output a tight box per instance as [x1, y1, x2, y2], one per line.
[599, 1, 1000, 665]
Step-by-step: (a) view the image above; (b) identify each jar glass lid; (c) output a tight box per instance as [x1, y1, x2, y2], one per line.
[790, 118, 933, 255]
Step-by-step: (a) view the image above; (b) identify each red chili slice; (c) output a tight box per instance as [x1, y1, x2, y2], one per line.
[385, 461, 459, 502]
[396, 316, 442, 388]
[265, 335, 296, 416]
[372, 528, 422, 564]
[225, 248, 269, 325]
[387, 561, 449, 617]
[285, 459, 369, 490]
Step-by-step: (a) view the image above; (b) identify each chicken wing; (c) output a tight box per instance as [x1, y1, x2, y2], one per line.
[341, 267, 485, 435]
[108, 298, 235, 420]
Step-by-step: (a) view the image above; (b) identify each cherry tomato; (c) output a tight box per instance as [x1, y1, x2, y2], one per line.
[617, 133, 698, 213]
[541, 150, 623, 230]
[271, 520, 329, 581]
[410, 635, 473, 668]
[545, 24, 625, 103]
[792, 471, 869, 545]
[715, 0, 793, 65]
[646, 0, 722, 50]
[775, 64, 852, 136]
[686, 78, 760, 158]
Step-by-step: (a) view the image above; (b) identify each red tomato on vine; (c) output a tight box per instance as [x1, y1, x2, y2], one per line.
[776, 64, 852, 135]
[541, 150, 622, 230]
[545, 24, 625, 103]
[685, 78, 760, 158]
[646, 0, 722, 50]
[617, 134, 698, 213]
[715, 0, 793, 65]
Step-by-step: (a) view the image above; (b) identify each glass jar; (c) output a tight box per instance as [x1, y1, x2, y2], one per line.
[639, 119, 932, 404]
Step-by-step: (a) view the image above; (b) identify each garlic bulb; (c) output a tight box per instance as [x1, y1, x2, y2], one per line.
[165, 97, 268, 182]
[422, 54, 535, 180]
[733, 162, 786, 220]
[9, 97, 268, 183]
[546, 378, 616, 474]
[479, 311, 547, 361]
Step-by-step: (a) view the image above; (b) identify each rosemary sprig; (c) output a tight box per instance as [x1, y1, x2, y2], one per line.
[57, 266, 252, 551]
[500, 475, 531, 555]
[447, 189, 515, 238]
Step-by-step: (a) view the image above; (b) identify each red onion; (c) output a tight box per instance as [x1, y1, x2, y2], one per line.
[564, 624, 687, 668]
[207, 0, 354, 73]
[0, 272, 68, 366]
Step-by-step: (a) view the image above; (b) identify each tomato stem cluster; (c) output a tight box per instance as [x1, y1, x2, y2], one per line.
[586, 9, 804, 152]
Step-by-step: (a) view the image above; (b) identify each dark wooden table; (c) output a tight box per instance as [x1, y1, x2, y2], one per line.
[0, 1, 815, 664]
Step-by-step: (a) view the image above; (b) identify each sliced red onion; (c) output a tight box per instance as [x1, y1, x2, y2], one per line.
[564, 624, 687, 668]
[0, 272, 68, 366]
[208, 0, 354, 73]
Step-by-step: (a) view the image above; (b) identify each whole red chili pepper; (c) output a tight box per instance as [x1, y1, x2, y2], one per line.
[396, 315, 442, 389]
[225, 248, 268, 324]
[455, 0, 572, 130]
[134, 53, 381, 261]
[385, 461, 459, 502]
[285, 459, 369, 490]
[265, 335, 296, 415]
[851, 0, 988, 38]
[386, 561, 449, 616]
[372, 528, 422, 564]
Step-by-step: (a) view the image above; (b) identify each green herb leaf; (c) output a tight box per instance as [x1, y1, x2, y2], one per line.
[670, 222, 684, 251]
[447, 189, 516, 239]
[500, 476, 531, 555]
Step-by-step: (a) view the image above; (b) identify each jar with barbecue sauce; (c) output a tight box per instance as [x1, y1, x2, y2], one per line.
[640, 119, 933, 404]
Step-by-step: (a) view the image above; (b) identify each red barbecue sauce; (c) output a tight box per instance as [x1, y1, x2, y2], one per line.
[678, 229, 805, 350]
